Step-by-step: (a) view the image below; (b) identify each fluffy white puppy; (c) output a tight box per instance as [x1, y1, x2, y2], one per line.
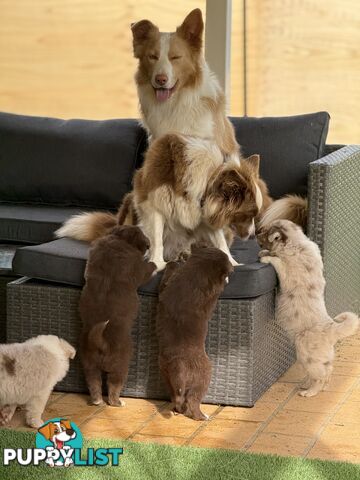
[0, 335, 76, 428]
[258, 219, 359, 397]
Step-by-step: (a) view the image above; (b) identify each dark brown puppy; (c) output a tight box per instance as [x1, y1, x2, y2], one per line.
[79, 225, 156, 407]
[157, 244, 233, 420]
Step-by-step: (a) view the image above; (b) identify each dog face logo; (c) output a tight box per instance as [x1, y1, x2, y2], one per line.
[38, 419, 76, 449]
[36, 417, 82, 467]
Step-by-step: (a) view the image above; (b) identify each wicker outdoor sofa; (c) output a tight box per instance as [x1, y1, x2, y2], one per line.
[0, 111, 359, 407]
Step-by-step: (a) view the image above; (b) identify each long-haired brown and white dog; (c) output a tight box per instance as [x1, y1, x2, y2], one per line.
[56, 9, 305, 269]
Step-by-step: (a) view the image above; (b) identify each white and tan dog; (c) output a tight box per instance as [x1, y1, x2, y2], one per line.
[56, 8, 303, 260]
[258, 219, 359, 397]
[0, 335, 75, 428]
[56, 9, 271, 267]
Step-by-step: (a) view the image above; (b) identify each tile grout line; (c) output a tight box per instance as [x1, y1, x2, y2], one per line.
[133, 433, 190, 440]
[126, 402, 169, 440]
[184, 405, 225, 446]
[48, 393, 66, 405]
[77, 404, 108, 428]
[242, 385, 299, 451]
[302, 376, 360, 458]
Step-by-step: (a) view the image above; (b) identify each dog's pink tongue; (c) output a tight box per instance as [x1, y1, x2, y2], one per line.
[56, 440, 64, 449]
[156, 88, 171, 102]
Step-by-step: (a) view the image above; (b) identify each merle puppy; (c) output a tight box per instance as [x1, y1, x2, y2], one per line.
[258, 219, 359, 397]
[156, 244, 233, 420]
[80, 225, 156, 406]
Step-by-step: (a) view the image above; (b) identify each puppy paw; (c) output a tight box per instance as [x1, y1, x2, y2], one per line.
[260, 256, 272, 264]
[154, 260, 167, 272]
[27, 418, 43, 429]
[300, 380, 311, 390]
[0, 405, 16, 425]
[298, 389, 318, 398]
[191, 412, 209, 421]
[229, 257, 240, 267]
[108, 398, 126, 407]
[258, 249, 270, 258]
[91, 398, 105, 406]
[149, 262, 158, 277]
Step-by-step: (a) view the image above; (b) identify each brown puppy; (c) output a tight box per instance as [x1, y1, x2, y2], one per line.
[156, 244, 233, 420]
[79, 225, 156, 406]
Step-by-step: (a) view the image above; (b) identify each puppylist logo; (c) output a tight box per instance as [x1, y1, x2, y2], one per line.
[3, 418, 123, 467]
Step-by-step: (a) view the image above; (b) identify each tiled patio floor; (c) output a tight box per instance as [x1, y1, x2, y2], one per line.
[7, 330, 360, 463]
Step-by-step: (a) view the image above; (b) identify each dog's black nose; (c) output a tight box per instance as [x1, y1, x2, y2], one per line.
[66, 428, 75, 436]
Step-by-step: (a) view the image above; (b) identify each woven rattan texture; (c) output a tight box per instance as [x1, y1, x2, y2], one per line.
[308, 145, 360, 317]
[7, 279, 294, 406]
[0, 245, 19, 341]
[1, 276, 17, 342]
[252, 291, 296, 401]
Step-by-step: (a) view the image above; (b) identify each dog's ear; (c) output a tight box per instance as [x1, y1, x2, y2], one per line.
[242, 154, 260, 177]
[59, 338, 76, 359]
[177, 9, 204, 49]
[131, 19, 158, 42]
[61, 419, 72, 430]
[268, 230, 281, 243]
[38, 423, 52, 439]
[219, 169, 247, 203]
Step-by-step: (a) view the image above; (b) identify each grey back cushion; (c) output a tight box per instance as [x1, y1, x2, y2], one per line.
[0, 112, 147, 209]
[230, 112, 330, 198]
[0, 111, 329, 209]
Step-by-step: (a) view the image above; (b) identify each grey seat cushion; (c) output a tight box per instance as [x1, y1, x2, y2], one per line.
[0, 205, 95, 244]
[12, 237, 277, 299]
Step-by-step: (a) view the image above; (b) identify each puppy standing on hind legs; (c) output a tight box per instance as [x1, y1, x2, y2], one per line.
[79, 225, 156, 407]
[156, 244, 233, 420]
[258, 219, 359, 397]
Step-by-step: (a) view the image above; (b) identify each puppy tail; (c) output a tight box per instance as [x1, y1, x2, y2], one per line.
[260, 195, 308, 230]
[55, 212, 116, 242]
[331, 312, 359, 341]
[87, 320, 110, 351]
[117, 192, 138, 225]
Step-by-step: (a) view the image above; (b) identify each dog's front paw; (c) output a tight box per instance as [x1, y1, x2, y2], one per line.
[154, 260, 167, 272]
[298, 389, 318, 398]
[260, 256, 272, 264]
[0, 416, 8, 426]
[149, 262, 158, 277]
[27, 417, 43, 429]
[0, 406, 14, 425]
[229, 256, 241, 267]
[258, 249, 270, 258]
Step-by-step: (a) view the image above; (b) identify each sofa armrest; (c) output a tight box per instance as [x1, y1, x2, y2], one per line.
[307, 145, 360, 316]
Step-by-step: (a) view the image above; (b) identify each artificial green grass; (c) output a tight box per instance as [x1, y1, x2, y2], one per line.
[0, 429, 359, 480]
